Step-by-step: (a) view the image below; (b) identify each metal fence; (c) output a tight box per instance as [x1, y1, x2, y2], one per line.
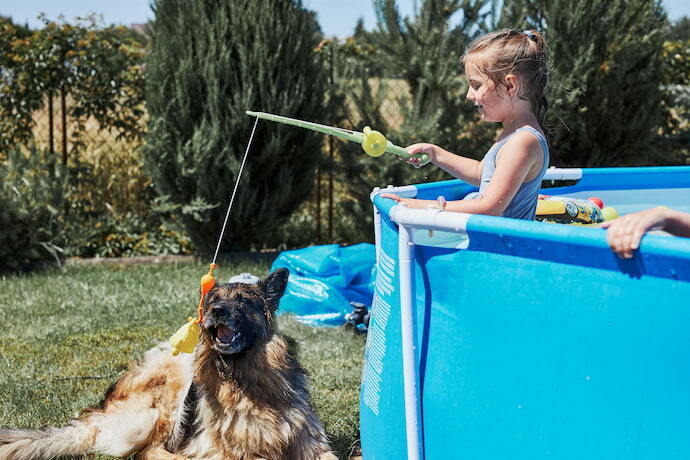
[32, 93, 143, 163]
[28, 78, 410, 244]
[313, 77, 411, 242]
[31, 93, 149, 217]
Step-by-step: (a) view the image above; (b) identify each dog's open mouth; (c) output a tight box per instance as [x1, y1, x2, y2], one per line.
[210, 324, 243, 353]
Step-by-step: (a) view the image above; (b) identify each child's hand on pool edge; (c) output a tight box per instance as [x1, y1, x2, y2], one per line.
[379, 193, 428, 209]
[380, 193, 406, 203]
[379, 193, 445, 210]
[601, 206, 670, 259]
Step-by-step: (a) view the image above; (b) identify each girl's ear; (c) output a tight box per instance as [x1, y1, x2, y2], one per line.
[504, 74, 520, 98]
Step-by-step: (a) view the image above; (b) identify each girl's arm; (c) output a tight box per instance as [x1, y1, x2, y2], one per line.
[406, 143, 483, 186]
[383, 133, 542, 216]
[600, 206, 690, 258]
[665, 209, 690, 236]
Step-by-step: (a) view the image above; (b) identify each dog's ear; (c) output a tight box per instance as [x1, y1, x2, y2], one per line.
[260, 268, 289, 311]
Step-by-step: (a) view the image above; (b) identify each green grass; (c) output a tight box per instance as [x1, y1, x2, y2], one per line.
[0, 258, 365, 459]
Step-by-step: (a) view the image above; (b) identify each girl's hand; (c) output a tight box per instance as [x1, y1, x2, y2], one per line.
[404, 143, 438, 168]
[380, 193, 405, 203]
[379, 193, 431, 209]
[600, 206, 669, 259]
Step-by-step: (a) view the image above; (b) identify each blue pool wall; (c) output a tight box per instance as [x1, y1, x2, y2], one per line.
[360, 166, 690, 459]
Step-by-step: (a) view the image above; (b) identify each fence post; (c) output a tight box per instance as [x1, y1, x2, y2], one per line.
[48, 92, 55, 155]
[316, 167, 322, 242]
[60, 85, 67, 166]
[328, 44, 335, 242]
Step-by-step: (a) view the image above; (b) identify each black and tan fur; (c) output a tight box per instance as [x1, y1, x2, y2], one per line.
[0, 268, 337, 459]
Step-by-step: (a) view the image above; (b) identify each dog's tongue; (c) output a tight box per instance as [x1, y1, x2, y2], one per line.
[216, 325, 235, 344]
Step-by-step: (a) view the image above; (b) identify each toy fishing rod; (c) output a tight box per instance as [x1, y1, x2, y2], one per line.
[246, 111, 430, 165]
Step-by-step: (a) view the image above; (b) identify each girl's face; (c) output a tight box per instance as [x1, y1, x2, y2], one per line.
[464, 63, 510, 123]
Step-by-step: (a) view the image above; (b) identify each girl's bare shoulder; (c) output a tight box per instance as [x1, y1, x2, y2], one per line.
[497, 129, 543, 162]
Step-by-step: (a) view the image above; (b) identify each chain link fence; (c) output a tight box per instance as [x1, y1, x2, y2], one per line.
[31, 94, 149, 217]
[310, 77, 412, 244]
[27, 78, 412, 247]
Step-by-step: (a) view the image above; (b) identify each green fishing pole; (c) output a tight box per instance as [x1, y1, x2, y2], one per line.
[246, 111, 430, 165]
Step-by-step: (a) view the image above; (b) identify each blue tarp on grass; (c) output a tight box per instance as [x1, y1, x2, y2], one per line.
[270, 243, 376, 326]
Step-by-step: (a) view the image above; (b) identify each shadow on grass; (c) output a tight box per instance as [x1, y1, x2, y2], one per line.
[330, 432, 362, 459]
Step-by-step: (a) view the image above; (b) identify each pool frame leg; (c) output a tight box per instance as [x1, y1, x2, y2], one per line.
[398, 224, 424, 460]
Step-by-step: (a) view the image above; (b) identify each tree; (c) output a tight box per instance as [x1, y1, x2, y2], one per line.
[0, 15, 31, 37]
[657, 36, 690, 164]
[0, 16, 146, 159]
[331, 0, 496, 241]
[668, 16, 690, 42]
[501, 0, 668, 166]
[144, 0, 329, 253]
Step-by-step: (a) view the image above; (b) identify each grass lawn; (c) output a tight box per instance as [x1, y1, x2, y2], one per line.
[0, 257, 365, 459]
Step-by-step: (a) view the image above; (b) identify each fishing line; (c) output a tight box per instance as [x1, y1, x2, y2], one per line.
[211, 117, 259, 264]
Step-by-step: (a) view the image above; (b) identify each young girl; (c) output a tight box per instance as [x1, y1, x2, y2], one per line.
[382, 29, 550, 220]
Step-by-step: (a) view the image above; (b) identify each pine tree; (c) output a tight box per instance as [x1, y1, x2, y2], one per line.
[501, 0, 668, 166]
[668, 16, 690, 42]
[333, 0, 496, 240]
[144, 0, 328, 252]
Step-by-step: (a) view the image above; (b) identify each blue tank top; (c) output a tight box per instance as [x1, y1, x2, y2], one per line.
[465, 126, 549, 220]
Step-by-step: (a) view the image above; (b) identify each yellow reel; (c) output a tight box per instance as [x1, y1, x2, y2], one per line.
[362, 126, 387, 157]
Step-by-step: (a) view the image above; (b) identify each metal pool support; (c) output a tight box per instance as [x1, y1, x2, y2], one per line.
[390, 205, 473, 457]
[397, 223, 423, 460]
[372, 186, 472, 460]
[372, 186, 423, 460]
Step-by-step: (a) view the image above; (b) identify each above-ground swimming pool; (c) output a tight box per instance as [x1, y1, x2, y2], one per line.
[360, 166, 690, 460]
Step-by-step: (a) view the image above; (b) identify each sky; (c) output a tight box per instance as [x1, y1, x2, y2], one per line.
[1, 0, 688, 38]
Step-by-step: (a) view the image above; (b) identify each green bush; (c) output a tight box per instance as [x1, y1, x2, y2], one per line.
[65, 212, 192, 259]
[657, 40, 690, 164]
[145, 0, 330, 253]
[57, 161, 192, 259]
[0, 147, 67, 271]
[501, 0, 668, 166]
[0, 16, 146, 158]
[0, 146, 192, 269]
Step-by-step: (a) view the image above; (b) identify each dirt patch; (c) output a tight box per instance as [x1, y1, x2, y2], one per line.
[65, 252, 280, 268]
[66, 254, 197, 267]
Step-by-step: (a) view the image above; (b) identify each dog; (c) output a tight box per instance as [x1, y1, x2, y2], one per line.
[0, 268, 338, 459]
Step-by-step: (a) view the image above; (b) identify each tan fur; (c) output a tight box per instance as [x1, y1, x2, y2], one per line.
[0, 270, 337, 460]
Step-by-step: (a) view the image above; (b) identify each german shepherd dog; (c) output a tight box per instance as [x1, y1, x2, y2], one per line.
[0, 268, 337, 459]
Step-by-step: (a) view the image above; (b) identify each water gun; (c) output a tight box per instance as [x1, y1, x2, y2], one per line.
[536, 195, 619, 225]
[246, 111, 430, 166]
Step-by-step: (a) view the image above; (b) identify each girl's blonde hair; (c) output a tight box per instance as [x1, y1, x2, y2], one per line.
[462, 29, 549, 132]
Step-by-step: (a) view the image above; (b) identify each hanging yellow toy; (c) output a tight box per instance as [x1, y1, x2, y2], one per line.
[169, 263, 217, 356]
